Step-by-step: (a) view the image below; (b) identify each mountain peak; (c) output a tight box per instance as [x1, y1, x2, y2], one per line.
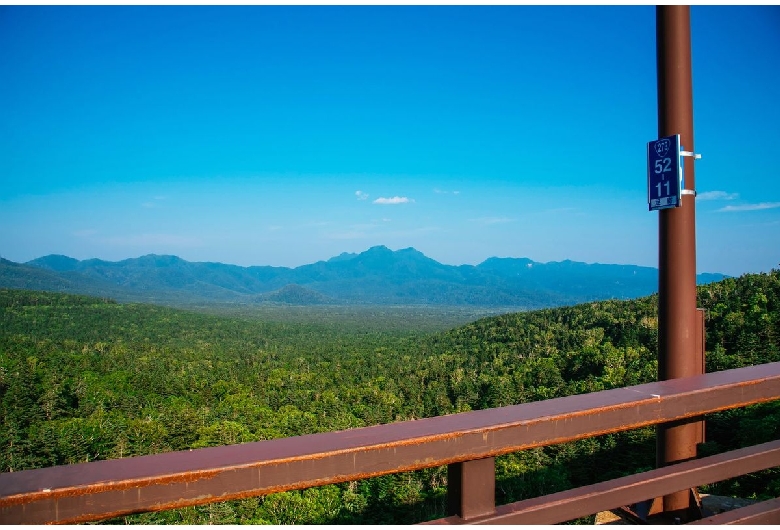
[26, 254, 81, 272]
[131, 254, 188, 267]
[397, 246, 426, 257]
[328, 252, 358, 263]
[477, 256, 535, 271]
[363, 245, 393, 255]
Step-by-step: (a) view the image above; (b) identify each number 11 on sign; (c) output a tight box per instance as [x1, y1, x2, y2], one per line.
[657, 180, 670, 197]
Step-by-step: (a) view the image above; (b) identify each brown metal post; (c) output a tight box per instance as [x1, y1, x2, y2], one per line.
[447, 458, 496, 520]
[655, 5, 702, 518]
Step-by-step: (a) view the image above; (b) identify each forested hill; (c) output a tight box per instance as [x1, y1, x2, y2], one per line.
[1, 270, 778, 524]
[2, 246, 726, 308]
[425, 270, 779, 403]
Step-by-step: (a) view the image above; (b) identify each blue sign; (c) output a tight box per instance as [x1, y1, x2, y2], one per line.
[647, 134, 681, 211]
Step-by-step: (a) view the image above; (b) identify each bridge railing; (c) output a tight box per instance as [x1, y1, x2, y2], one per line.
[2, 362, 780, 524]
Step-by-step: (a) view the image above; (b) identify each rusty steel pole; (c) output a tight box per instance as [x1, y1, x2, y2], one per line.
[655, 5, 701, 517]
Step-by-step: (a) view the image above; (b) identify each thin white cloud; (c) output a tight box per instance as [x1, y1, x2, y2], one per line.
[543, 207, 576, 214]
[355, 190, 369, 201]
[103, 233, 202, 247]
[434, 188, 460, 195]
[471, 217, 515, 225]
[718, 202, 780, 212]
[698, 191, 739, 201]
[327, 230, 369, 240]
[373, 196, 413, 205]
[352, 222, 379, 231]
[326, 222, 378, 240]
[73, 229, 98, 238]
[142, 196, 167, 209]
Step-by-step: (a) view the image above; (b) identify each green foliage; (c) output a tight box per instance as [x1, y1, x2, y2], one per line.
[1, 270, 779, 523]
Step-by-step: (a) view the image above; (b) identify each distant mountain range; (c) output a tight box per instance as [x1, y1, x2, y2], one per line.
[0, 246, 727, 309]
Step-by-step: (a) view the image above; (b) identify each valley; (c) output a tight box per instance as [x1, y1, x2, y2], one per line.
[1, 269, 778, 523]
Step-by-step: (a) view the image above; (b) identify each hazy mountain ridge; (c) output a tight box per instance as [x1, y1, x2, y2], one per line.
[6, 246, 727, 308]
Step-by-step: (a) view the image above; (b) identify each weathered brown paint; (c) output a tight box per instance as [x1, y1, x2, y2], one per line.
[655, 4, 701, 514]
[447, 457, 496, 520]
[689, 497, 780, 525]
[425, 439, 780, 525]
[2, 362, 779, 524]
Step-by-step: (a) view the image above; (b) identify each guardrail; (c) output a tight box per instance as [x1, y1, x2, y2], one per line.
[2, 362, 780, 524]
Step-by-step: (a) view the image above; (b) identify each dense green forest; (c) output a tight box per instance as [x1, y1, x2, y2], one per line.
[1, 270, 779, 524]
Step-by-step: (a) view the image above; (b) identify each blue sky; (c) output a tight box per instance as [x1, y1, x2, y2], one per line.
[1, 5, 778, 277]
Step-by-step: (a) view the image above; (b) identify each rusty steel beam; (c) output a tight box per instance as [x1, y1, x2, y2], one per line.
[424, 439, 780, 525]
[689, 497, 780, 524]
[2, 362, 779, 524]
